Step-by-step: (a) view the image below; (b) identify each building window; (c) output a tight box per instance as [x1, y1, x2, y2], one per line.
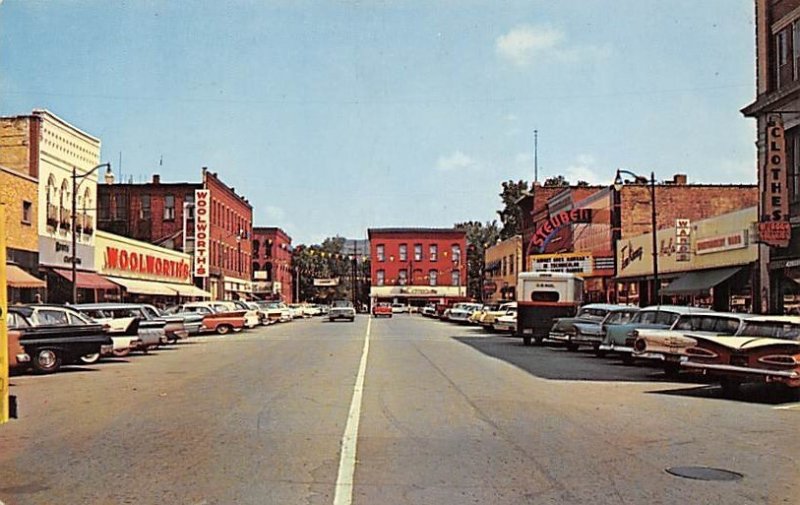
[376, 269, 385, 286]
[429, 244, 438, 262]
[509, 254, 515, 274]
[451, 270, 460, 287]
[414, 243, 422, 261]
[502, 257, 507, 276]
[113, 193, 127, 221]
[140, 194, 151, 220]
[164, 195, 175, 221]
[777, 27, 793, 89]
[429, 270, 438, 286]
[452, 244, 461, 263]
[789, 129, 800, 207]
[21, 201, 32, 224]
[376, 244, 385, 262]
[399, 244, 408, 261]
[185, 194, 195, 219]
[398, 269, 408, 285]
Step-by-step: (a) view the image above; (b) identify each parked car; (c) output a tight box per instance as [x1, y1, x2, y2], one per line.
[226, 300, 262, 328]
[329, 300, 356, 322]
[549, 304, 639, 352]
[288, 304, 307, 318]
[421, 305, 437, 317]
[598, 305, 713, 362]
[170, 302, 247, 335]
[256, 301, 292, 323]
[7, 306, 114, 374]
[680, 316, 800, 395]
[140, 304, 204, 337]
[479, 302, 517, 329]
[304, 304, 323, 317]
[493, 308, 518, 334]
[372, 302, 393, 318]
[391, 303, 409, 314]
[632, 312, 756, 374]
[75, 303, 168, 351]
[446, 303, 483, 324]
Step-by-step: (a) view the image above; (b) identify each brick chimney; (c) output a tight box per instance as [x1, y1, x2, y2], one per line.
[152, 174, 161, 184]
[673, 174, 687, 185]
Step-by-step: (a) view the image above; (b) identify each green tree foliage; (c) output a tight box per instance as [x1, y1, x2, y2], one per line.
[293, 236, 369, 304]
[497, 179, 529, 240]
[543, 175, 569, 186]
[454, 220, 500, 300]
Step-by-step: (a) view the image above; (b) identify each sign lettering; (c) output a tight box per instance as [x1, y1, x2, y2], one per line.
[530, 208, 593, 252]
[104, 247, 191, 281]
[194, 189, 210, 277]
[762, 116, 790, 247]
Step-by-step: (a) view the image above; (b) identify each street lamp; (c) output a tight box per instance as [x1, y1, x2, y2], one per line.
[71, 163, 111, 304]
[613, 169, 660, 305]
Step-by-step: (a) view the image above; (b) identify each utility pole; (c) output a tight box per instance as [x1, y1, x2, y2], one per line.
[0, 200, 12, 423]
[534, 129, 538, 183]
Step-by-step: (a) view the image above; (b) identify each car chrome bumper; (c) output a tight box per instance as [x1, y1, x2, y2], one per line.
[598, 343, 634, 353]
[548, 332, 570, 342]
[682, 362, 800, 379]
[16, 353, 30, 363]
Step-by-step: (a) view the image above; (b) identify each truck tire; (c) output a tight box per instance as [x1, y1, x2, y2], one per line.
[32, 348, 61, 374]
[523, 335, 532, 346]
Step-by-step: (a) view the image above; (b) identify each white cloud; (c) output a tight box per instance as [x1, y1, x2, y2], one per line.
[495, 24, 610, 67]
[496, 25, 563, 67]
[564, 154, 604, 185]
[436, 150, 477, 171]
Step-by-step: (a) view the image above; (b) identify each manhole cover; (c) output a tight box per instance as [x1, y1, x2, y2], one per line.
[666, 466, 743, 481]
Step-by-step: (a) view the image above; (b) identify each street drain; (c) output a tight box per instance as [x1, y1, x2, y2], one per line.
[666, 466, 743, 482]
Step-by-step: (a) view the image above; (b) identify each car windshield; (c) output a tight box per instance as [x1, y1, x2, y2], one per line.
[739, 321, 800, 340]
[577, 308, 608, 319]
[333, 301, 353, 308]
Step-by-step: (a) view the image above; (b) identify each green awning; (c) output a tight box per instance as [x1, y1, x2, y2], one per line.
[660, 267, 742, 297]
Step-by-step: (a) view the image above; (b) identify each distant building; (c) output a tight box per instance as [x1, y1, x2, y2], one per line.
[98, 168, 253, 301]
[741, 0, 800, 314]
[483, 236, 523, 303]
[252, 227, 293, 303]
[367, 228, 467, 307]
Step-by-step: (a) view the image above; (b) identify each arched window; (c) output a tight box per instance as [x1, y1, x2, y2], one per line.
[59, 179, 70, 230]
[46, 175, 57, 227]
[252, 262, 260, 275]
[252, 239, 260, 256]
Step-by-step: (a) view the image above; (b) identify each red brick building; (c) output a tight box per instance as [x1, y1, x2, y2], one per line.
[252, 227, 293, 303]
[98, 167, 253, 300]
[367, 228, 467, 307]
[519, 176, 758, 305]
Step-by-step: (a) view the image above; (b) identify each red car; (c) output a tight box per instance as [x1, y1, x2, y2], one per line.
[372, 303, 393, 318]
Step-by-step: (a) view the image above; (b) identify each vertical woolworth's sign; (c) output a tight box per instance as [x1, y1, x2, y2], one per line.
[760, 116, 791, 247]
[194, 189, 210, 277]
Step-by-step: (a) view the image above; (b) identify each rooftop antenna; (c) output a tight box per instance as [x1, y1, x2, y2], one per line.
[533, 129, 538, 183]
[159, 155, 163, 167]
[118, 151, 122, 183]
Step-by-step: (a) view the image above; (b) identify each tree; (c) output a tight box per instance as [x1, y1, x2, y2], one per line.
[293, 236, 362, 303]
[454, 220, 500, 300]
[576, 180, 590, 187]
[497, 179, 529, 240]
[543, 175, 569, 186]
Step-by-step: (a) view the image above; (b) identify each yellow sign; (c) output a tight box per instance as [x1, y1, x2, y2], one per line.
[1, 202, 9, 424]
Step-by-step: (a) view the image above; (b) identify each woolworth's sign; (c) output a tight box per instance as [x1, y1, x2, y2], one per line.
[194, 189, 210, 278]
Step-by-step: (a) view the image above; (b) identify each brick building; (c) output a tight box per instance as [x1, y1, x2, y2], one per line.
[252, 227, 293, 303]
[367, 228, 467, 307]
[741, 0, 800, 314]
[98, 168, 253, 300]
[519, 177, 758, 305]
[0, 110, 118, 303]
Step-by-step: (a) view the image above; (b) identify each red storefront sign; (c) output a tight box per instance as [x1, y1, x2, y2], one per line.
[530, 208, 593, 251]
[759, 221, 791, 248]
[104, 247, 191, 281]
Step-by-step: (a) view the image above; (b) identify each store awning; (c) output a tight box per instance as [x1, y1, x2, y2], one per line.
[106, 276, 177, 296]
[660, 267, 743, 297]
[170, 283, 212, 298]
[53, 268, 120, 290]
[6, 264, 46, 289]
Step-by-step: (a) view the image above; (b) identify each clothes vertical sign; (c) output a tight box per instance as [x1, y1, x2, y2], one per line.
[675, 219, 691, 262]
[759, 115, 791, 247]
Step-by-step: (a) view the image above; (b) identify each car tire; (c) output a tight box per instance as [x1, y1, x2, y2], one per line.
[621, 353, 634, 365]
[534, 336, 544, 346]
[79, 353, 101, 365]
[522, 335, 532, 346]
[663, 362, 681, 378]
[594, 348, 607, 358]
[31, 348, 61, 374]
[112, 348, 131, 358]
[216, 324, 232, 335]
[566, 342, 579, 352]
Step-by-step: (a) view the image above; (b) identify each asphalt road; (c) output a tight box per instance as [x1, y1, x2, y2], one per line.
[0, 314, 797, 505]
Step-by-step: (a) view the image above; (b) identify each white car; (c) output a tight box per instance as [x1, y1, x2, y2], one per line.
[209, 301, 261, 329]
[391, 303, 409, 314]
[446, 303, 483, 323]
[493, 309, 518, 333]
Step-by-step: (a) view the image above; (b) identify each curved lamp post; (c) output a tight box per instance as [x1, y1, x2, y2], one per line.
[71, 163, 112, 304]
[613, 169, 660, 305]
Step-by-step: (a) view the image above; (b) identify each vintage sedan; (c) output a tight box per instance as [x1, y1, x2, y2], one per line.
[680, 316, 800, 394]
[75, 304, 167, 351]
[170, 302, 247, 335]
[549, 304, 639, 351]
[329, 300, 356, 322]
[493, 307, 517, 333]
[632, 312, 755, 374]
[479, 302, 517, 330]
[7, 307, 114, 374]
[598, 305, 713, 362]
[372, 302, 393, 318]
[446, 303, 483, 324]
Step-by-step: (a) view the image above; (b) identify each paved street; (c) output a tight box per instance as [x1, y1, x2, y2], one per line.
[0, 315, 797, 505]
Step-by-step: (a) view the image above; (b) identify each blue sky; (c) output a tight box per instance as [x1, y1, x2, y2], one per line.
[1, 0, 756, 244]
